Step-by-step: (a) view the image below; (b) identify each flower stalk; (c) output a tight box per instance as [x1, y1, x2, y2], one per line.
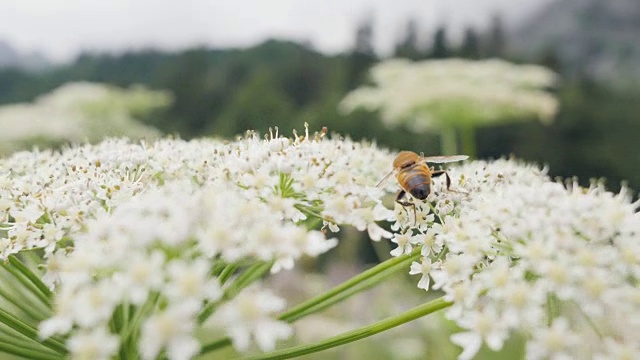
[244, 297, 453, 360]
[279, 247, 421, 323]
[0, 308, 67, 355]
[7, 255, 52, 304]
[0, 340, 63, 360]
[199, 248, 421, 355]
[198, 261, 273, 325]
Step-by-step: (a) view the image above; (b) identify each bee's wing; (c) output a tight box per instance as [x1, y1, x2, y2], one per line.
[423, 155, 469, 164]
[376, 169, 397, 188]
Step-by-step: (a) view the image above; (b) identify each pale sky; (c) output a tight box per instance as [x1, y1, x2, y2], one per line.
[0, 0, 554, 62]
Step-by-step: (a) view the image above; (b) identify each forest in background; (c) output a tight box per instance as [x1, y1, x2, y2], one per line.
[1, 13, 639, 193]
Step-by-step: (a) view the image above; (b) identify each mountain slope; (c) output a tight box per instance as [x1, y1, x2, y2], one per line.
[510, 0, 640, 85]
[0, 40, 51, 71]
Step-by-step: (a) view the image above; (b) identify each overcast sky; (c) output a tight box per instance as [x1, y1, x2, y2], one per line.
[0, 0, 554, 62]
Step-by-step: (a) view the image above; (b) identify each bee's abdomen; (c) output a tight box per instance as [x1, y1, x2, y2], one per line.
[398, 169, 431, 200]
[409, 183, 431, 200]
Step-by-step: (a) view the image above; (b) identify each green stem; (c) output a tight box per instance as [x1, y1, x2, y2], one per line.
[8, 255, 52, 301]
[0, 339, 63, 360]
[281, 263, 404, 323]
[546, 293, 560, 326]
[199, 338, 232, 355]
[199, 249, 421, 355]
[218, 264, 238, 285]
[117, 304, 130, 360]
[280, 251, 419, 323]
[440, 127, 457, 156]
[244, 297, 453, 360]
[120, 292, 159, 345]
[230, 262, 273, 293]
[198, 261, 273, 325]
[459, 126, 476, 159]
[0, 331, 63, 354]
[0, 308, 67, 355]
[0, 279, 48, 322]
[2, 256, 51, 320]
[210, 262, 228, 277]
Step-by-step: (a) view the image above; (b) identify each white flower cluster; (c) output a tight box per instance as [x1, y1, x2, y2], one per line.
[1, 127, 395, 358]
[0, 82, 168, 155]
[385, 159, 640, 359]
[339, 59, 558, 132]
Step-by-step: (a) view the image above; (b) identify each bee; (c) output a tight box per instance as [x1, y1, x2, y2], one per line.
[377, 151, 468, 221]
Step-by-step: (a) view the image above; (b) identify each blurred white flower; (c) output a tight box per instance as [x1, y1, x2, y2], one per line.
[340, 58, 558, 131]
[117, 251, 166, 305]
[209, 285, 292, 352]
[67, 326, 120, 360]
[526, 318, 580, 360]
[139, 301, 201, 360]
[0, 82, 169, 154]
[450, 307, 509, 360]
[165, 259, 223, 303]
[594, 337, 640, 360]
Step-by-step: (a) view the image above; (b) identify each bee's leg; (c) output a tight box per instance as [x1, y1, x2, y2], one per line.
[431, 170, 451, 190]
[395, 190, 417, 225]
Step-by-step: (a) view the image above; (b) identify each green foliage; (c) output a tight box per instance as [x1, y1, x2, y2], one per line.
[459, 27, 481, 59]
[210, 68, 295, 135]
[431, 27, 451, 59]
[394, 19, 423, 60]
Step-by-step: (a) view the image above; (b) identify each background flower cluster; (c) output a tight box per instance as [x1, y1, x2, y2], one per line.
[339, 59, 558, 133]
[0, 82, 169, 155]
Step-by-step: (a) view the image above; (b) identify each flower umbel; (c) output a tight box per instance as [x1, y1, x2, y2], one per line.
[0, 126, 400, 358]
[339, 58, 558, 131]
[386, 158, 640, 359]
